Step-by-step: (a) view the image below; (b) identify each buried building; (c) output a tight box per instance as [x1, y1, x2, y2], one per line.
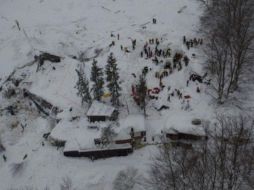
[162, 116, 208, 145]
[49, 119, 133, 159]
[87, 101, 118, 122]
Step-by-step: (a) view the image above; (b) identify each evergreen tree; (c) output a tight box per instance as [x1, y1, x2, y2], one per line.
[75, 65, 91, 106]
[105, 52, 116, 82]
[136, 74, 148, 116]
[91, 59, 104, 101]
[105, 53, 121, 107]
[100, 125, 116, 146]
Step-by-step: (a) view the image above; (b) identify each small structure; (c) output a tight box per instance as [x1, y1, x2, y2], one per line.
[192, 118, 202, 125]
[116, 115, 146, 144]
[163, 116, 207, 142]
[125, 114, 146, 139]
[87, 101, 118, 122]
[164, 127, 207, 141]
[164, 128, 179, 140]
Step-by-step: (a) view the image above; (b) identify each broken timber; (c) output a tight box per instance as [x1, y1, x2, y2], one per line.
[23, 88, 61, 117]
[35, 52, 61, 72]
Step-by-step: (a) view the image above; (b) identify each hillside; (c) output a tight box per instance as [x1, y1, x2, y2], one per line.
[0, 0, 238, 189]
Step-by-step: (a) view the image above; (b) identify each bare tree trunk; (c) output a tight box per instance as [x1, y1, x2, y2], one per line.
[147, 115, 254, 190]
[201, 0, 254, 102]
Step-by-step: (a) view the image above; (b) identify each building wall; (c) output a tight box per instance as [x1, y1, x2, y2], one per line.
[166, 133, 179, 140]
[115, 139, 132, 144]
[64, 147, 133, 159]
[88, 116, 106, 122]
[166, 132, 207, 141]
[178, 133, 207, 140]
[88, 113, 118, 122]
[133, 131, 146, 138]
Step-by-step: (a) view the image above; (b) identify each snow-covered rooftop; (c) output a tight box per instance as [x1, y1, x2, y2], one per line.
[87, 101, 115, 117]
[114, 130, 132, 141]
[120, 114, 146, 132]
[64, 138, 80, 152]
[164, 113, 205, 136]
[113, 115, 146, 141]
[50, 118, 101, 147]
[64, 138, 132, 153]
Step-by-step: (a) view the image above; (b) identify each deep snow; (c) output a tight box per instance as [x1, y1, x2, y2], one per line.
[0, 0, 220, 189]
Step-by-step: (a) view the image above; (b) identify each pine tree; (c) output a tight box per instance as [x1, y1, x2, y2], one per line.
[91, 59, 104, 101]
[136, 74, 148, 116]
[100, 125, 116, 146]
[75, 65, 91, 106]
[105, 53, 121, 107]
[105, 52, 116, 82]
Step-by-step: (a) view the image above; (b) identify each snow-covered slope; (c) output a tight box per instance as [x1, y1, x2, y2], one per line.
[0, 0, 216, 189]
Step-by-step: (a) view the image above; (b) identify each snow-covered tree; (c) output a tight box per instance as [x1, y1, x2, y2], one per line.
[100, 124, 116, 146]
[136, 74, 148, 116]
[105, 53, 122, 107]
[201, 0, 254, 103]
[91, 59, 104, 101]
[113, 167, 143, 190]
[75, 65, 91, 106]
[105, 52, 116, 81]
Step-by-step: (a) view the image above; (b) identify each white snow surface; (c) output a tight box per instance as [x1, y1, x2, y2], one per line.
[120, 114, 145, 132]
[0, 0, 220, 189]
[50, 118, 101, 149]
[87, 101, 115, 117]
